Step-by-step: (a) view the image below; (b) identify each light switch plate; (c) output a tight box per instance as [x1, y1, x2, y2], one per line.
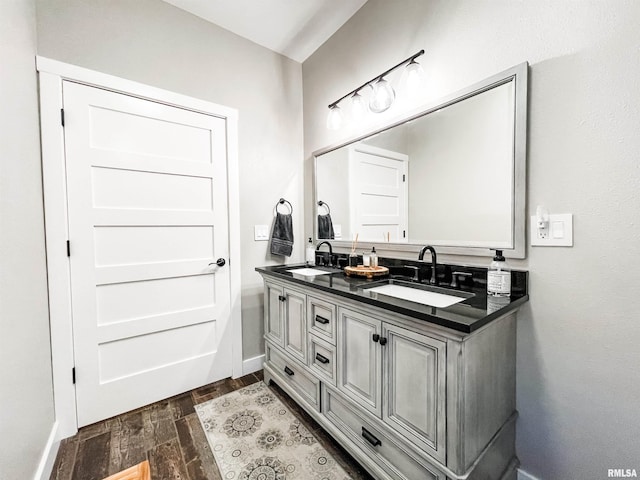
[254, 225, 269, 241]
[531, 214, 573, 246]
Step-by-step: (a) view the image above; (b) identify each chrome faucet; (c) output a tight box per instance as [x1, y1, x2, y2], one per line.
[418, 245, 438, 285]
[316, 241, 334, 267]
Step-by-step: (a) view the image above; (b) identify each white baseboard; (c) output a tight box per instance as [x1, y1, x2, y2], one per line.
[518, 468, 540, 480]
[242, 354, 265, 376]
[34, 421, 60, 480]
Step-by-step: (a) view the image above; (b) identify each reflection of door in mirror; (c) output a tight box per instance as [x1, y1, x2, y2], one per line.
[349, 144, 408, 243]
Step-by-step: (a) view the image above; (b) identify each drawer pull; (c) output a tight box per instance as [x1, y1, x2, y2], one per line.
[372, 334, 380, 343]
[379, 336, 388, 346]
[315, 315, 330, 324]
[362, 427, 382, 447]
[315, 353, 330, 364]
[278, 295, 286, 302]
[284, 366, 295, 376]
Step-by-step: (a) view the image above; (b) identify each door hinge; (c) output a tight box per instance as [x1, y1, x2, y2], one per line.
[66, 240, 70, 257]
[72, 367, 76, 384]
[60, 108, 65, 127]
[402, 174, 406, 182]
[403, 230, 406, 238]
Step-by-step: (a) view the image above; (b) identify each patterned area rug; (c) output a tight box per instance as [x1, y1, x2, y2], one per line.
[195, 381, 350, 480]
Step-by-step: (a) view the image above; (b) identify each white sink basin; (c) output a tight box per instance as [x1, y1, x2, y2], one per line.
[287, 267, 332, 276]
[367, 284, 467, 308]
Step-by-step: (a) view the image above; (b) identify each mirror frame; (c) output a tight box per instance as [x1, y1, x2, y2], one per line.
[313, 62, 528, 259]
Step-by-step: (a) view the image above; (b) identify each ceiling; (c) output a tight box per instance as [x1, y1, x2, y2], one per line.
[161, 0, 368, 63]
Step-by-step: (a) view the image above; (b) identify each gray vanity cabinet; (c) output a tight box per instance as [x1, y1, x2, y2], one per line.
[264, 281, 308, 364]
[337, 307, 382, 416]
[260, 275, 519, 480]
[283, 288, 307, 364]
[263, 282, 284, 346]
[382, 323, 446, 464]
[337, 308, 446, 463]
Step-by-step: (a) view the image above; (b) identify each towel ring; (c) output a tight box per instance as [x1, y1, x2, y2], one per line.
[275, 198, 293, 215]
[318, 201, 331, 214]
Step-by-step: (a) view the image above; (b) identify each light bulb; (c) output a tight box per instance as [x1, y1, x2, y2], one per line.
[369, 78, 395, 113]
[351, 92, 368, 120]
[326, 105, 343, 130]
[404, 60, 425, 97]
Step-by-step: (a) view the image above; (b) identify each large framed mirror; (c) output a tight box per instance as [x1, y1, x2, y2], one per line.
[313, 62, 528, 258]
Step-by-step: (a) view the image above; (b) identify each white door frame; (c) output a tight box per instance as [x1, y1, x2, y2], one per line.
[37, 56, 243, 440]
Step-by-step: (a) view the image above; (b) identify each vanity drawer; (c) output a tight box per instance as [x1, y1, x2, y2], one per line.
[308, 295, 336, 345]
[309, 337, 337, 386]
[322, 386, 446, 480]
[266, 343, 320, 410]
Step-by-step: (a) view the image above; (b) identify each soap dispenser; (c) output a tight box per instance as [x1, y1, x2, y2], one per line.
[306, 237, 315, 265]
[369, 247, 378, 268]
[487, 250, 511, 297]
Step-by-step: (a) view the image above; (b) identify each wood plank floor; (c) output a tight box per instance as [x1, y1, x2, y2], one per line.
[50, 371, 373, 480]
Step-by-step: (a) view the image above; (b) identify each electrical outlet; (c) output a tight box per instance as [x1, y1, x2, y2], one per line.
[530, 214, 573, 246]
[537, 224, 549, 240]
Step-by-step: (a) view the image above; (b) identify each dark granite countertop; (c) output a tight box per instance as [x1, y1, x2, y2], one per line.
[255, 261, 528, 334]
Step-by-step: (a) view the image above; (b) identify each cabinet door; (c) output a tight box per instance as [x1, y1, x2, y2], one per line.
[264, 282, 284, 347]
[283, 288, 307, 364]
[383, 324, 446, 463]
[337, 308, 382, 416]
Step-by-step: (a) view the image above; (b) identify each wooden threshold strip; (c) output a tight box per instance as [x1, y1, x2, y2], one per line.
[102, 460, 150, 480]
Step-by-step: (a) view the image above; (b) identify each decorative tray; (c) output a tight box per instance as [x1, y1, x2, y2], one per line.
[344, 265, 390, 279]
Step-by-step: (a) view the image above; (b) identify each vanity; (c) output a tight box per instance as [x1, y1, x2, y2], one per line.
[258, 61, 530, 479]
[256, 263, 528, 480]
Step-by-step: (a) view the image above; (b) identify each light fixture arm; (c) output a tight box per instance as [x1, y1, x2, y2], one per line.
[327, 49, 425, 108]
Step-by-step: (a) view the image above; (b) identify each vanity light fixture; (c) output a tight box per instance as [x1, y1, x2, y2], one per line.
[403, 58, 426, 97]
[351, 92, 368, 120]
[326, 104, 343, 130]
[326, 49, 425, 129]
[369, 78, 395, 113]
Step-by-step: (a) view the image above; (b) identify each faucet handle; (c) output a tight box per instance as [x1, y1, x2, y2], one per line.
[451, 271, 473, 288]
[402, 265, 420, 282]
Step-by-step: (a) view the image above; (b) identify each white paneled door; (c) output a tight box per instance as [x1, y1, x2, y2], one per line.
[63, 81, 232, 427]
[349, 144, 408, 242]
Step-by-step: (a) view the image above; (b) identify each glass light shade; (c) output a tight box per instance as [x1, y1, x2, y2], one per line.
[351, 92, 368, 120]
[405, 60, 426, 97]
[326, 105, 343, 130]
[369, 78, 395, 113]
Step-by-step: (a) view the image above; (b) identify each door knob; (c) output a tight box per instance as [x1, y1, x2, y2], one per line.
[209, 258, 226, 267]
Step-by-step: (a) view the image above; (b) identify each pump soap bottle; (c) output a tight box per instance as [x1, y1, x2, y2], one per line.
[306, 238, 315, 265]
[487, 250, 511, 297]
[369, 247, 378, 268]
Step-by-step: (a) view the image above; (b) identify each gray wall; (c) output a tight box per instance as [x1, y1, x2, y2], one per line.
[303, 1, 640, 479]
[37, 0, 305, 360]
[0, 1, 56, 478]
